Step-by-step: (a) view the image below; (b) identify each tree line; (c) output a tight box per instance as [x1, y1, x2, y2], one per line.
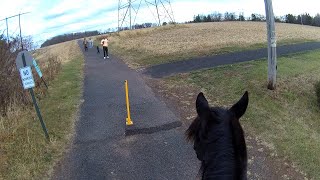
[40, 22, 161, 48]
[40, 30, 100, 48]
[192, 11, 320, 27]
[285, 13, 320, 26]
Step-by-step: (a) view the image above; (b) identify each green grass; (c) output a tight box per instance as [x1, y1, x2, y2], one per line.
[0, 54, 84, 179]
[166, 50, 320, 179]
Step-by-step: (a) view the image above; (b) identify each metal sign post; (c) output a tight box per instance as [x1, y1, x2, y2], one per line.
[17, 52, 50, 140]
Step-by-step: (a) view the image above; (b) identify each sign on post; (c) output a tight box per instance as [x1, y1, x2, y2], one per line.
[32, 58, 48, 89]
[16, 50, 33, 70]
[19, 66, 35, 89]
[15, 51, 50, 140]
[32, 59, 43, 78]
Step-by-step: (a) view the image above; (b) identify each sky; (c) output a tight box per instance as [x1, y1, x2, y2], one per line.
[0, 0, 319, 46]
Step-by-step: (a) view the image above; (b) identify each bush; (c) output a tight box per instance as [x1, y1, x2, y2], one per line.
[0, 35, 61, 116]
[34, 54, 61, 100]
[315, 81, 320, 107]
[0, 37, 28, 115]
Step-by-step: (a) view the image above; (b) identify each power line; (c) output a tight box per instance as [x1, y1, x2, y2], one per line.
[0, 12, 30, 22]
[0, 12, 30, 45]
[9, 25, 19, 38]
[0, 21, 5, 28]
[33, 21, 115, 37]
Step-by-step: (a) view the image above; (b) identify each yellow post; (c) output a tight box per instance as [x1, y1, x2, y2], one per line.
[125, 80, 133, 125]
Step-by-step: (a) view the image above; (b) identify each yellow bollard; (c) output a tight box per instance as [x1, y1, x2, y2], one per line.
[125, 80, 133, 125]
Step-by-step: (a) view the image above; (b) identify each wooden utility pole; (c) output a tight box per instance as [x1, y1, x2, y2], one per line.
[264, 0, 277, 90]
[19, 14, 24, 50]
[5, 18, 9, 44]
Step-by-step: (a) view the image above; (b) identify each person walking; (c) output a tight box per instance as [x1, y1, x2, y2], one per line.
[100, 36, 109, 59]
[96, 46, 100, 54]
[83, 37, 88, 51]
[89, 38, 94, 48]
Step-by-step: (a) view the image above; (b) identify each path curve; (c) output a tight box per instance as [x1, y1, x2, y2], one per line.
[144, 42, 320, 78]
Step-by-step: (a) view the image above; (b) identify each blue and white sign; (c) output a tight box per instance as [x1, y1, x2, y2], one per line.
[19, 66, 35, 89]
[32, 59, 43, 78]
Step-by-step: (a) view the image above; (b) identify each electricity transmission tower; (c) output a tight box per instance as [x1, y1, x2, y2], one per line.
[118, 0, 175, 31]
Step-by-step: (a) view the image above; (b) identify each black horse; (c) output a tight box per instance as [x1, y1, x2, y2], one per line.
[186, 91, 249, 180]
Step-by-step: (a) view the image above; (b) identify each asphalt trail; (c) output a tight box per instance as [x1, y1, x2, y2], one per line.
[52, 40, 310, 179]
[144, 41, 320, 78]
[52, 42, 198, 179]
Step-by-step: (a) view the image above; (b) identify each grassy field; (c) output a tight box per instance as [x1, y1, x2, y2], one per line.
[154, 50, 320, 179]
[0, 41, 84, 179]
[108, 22, 320, 68]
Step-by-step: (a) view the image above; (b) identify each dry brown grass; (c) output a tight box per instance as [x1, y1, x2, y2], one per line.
[0, 40, 84, 179]
[33, 41, 80, 64]
[0, 40, 74, 116]
[110, 22, 320, 68]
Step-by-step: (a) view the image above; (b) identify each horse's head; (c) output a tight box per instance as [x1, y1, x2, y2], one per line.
[186, 91, 249, 179]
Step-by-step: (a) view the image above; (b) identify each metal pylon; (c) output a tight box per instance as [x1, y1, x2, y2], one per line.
[118, 0, 175, 31]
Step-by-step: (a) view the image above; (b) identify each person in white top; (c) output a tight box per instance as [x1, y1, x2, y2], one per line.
[100, 37, 109, 59]
[89, 38, 93, 48]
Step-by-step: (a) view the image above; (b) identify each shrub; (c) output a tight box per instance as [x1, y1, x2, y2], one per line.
[0, 37, 28, 115]
[0, 36, 61, 116]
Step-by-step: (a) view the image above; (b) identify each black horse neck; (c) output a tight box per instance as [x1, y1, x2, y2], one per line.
[202, 134, 238, 180]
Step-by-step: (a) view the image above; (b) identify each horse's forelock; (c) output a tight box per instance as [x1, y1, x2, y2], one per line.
[186, 107, 225, 141]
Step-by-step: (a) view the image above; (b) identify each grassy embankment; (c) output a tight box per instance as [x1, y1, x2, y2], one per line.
[107, 22, 320, 179]
[0, 41, 84, 179]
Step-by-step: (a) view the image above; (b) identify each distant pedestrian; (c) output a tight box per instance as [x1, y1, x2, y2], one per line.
[83, 37, 88, 51]
[100, 36, 109, 59]
[97, 46, 100, 54]
[89, 38, 93, 48]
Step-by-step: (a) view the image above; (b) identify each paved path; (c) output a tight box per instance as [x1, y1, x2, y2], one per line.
[144, 41, 320, 78]
[52, 41, 310, 180]
[52, 42, 198, 179]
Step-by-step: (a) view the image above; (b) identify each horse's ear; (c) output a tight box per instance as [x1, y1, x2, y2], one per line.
[229, 91, 249, 119]
[186, 93, 211, 141]
[196, 92, 211, 119]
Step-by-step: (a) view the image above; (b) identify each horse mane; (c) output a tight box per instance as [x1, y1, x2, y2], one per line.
[230, 114, 247, 179]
